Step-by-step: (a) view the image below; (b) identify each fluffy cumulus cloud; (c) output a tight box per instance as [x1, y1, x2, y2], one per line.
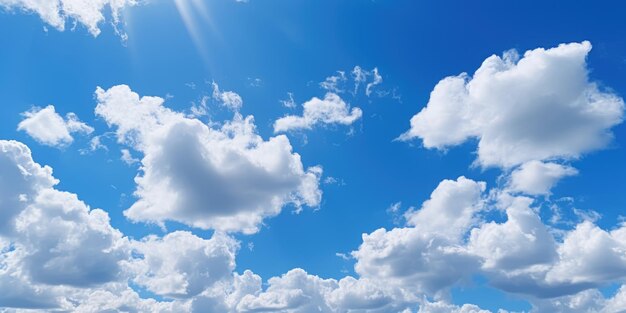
[0, 140, 130, 309]
[353, 177, 485, 297]
[17, 105, 93, 147]
[404, 176, 485, 241]
[507, 161, 578, 196]
[468, 196, 558, 272]
[129, 231, 238, 299]
[274, 93, 363, 133]
[400, 41, 624, 168]
[0, 0, 137, 37]
[95, 85, 322, 234]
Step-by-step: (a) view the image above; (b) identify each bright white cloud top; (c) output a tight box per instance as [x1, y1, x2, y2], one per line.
[95, 85, 322, 234]
[17, 105, 93, 147]
[400, 41, 624, 168]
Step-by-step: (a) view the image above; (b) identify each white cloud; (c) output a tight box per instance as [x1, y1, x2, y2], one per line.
[353, 177, 486, 296]
[404, 176, 485, 241]
[0, 0, 137, 37]
[129, 231, 238, 299]
[17, 105, 93, 147]
[399, 41, 624, 168]
[236, 269, 336, 312]
[95, 85, 322, 234]
[468, 196, 558, 271]
[120, 148, 139, 165]
[233, 269, 414, 313]
[0, 140, 135, 310]
[507, 161, 578, 195]
[320, 71, 347, 93]
[274, 93, 363, 133]
[545, 221, 626, 286]
[212, 82, 243, 111]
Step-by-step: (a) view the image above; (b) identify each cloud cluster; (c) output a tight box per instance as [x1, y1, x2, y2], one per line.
[3, 41, 626, 312]
[400, 41, 624, 168]
[0, 0, 136, 37]
[17, 105, 93, 147]
[95, 85, 322, 234]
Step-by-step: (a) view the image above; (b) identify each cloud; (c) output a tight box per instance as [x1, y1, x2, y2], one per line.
[120, 148, 139, 165]
[95, 85, 322, 234]
[404, 176, 485, 241]
[0, 0, 137, 37]
[233, 269, 414, 313]
[468, 196, 558, 272]
[212, 82, 244, 111]
[0, 140, 132, 309]
[0, 140, 128, 287]
[365, 68, 383, 97]
[17, 105, 93, 147]
[273, 93, 362, 133]
[353, 177, 485, 296]
[129, 231, 238, 299]
[399, 41, 624, 168]
[351, 66, 383, 96]
[320, 71, 347, 93]
[507, 161, 578, 195]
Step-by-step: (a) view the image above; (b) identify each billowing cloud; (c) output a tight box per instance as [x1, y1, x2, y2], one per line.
[469, 196, 558, 272]
[404, 176, 485, 241]
[95, 85, 322, 234]
[0, 140, 130, 309]
[400, 41, 624, 168]
[273, 93, 362, 133]
[0, 0, 137, 37]
[130, 231, 238, 299]
[353, 177, 485, 297]
[507, 161, 578, 195]
[17, 105, 93, 147]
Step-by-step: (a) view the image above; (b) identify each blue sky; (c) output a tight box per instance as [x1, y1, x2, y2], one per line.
[1, 1, 626, 312]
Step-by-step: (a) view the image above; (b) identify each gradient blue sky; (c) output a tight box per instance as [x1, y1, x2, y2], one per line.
[1, 1, 626, 312]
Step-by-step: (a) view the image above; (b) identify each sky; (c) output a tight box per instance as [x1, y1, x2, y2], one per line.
[1, 0, 626, 312]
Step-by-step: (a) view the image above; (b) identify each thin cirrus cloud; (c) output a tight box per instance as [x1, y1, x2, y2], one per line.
[17, 105, 93, 147]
